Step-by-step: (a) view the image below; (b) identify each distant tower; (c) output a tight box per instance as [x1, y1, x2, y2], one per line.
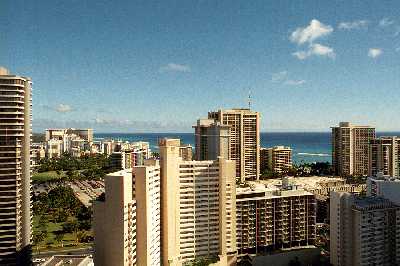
[0, 67, 32, 265]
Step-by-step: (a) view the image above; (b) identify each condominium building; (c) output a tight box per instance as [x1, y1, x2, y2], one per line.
[94, 162, 161, 266]
[193, 118, 230, 161]
[367, 174, 400, 205]
[330, 192, 400, 266]
[159, 138, 237, 265]
[45, 128, 93, 142]
[260, 146, 292, 174]
[132, 160, 161, 266]
[369, 136, 400, 178]
[332, 122, 376, 176]
[93, 170, 137, 266]
[0, 67, 32, 265]
[236, 183, 316, 256]
[208, 109, 260, 181]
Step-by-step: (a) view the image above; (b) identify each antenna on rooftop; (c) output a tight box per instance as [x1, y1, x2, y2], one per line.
[248, 89, 252, 110]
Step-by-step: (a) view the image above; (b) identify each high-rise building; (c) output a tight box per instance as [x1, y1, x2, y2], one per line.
[159, 139, 237, 265]
[132, 160, 161, 266]
[236, 183, 316, 256]
[367, 174, 400, 205]
[93, 170, 137, 266]
[332, 122, 375, 176]
[260, 146, 292, 174]
[94, 162, 161, 266]
[369, 136, 400, 178]
[330, 192, 400, 266]
[193, 118, 230, 161]
[0, 67, 32, 265]
[208, 109, 260, 181]
[178, 143, 193, 161]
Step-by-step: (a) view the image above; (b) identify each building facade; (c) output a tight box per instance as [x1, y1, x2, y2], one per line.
[159, 138, 237, 265]
[236, 184, 316, 256]
[332, 122, 375, 176]
[193, 118, 230, 161]
[0, 67, 32, 265]
[367, 174, 400, 205]
[133, 160, 161, 266]
[208, 109, 260, 181]
[369, 136, 400, 178]
[260, 146, 292, 174]
[93, 170, 137, 266]
[330, 192, 400, 266]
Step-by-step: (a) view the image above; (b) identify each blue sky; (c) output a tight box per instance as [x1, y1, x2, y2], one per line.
[2, 0, 400, 132]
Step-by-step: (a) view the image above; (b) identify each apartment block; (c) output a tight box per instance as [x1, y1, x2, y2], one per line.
[236, 183, 316, 256]
[330, 192, 400, 266]
[93, 170, 137, 266]
[94, 162, 161, 266]
[193, 118, 230, 161]
[0, 67, 32, 265]
[260, 146, 292, 174]
[369, 136, 400, 178]
[208, 109, 260, 181]
[367, 174, 400, 205]
[332, 122, 375, 176]
[45, 128, 93, 142]
[159, 138, 237, 265]
[133, 160, 161, 266]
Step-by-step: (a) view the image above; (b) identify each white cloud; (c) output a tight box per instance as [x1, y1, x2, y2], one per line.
[284, 79, 306, 86]
[290, 19, 333, 45]
[271, 71, 288, 82]
[311, 43, 335, 58]
[338, 20, 369, 30]
[56, 104, 72, 113]
[271, 71, 306, 86]
[368, 48, 383, 58]
[159, 63, 191, 73]
[379, 18, 395, 27]
[292, 43, 335, 60]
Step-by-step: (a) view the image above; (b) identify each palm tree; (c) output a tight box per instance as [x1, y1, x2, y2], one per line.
[54, 232, 65, 247]
[33, 231, 45, 253]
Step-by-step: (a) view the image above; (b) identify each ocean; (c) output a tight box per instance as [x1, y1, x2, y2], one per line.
[95, 132, 400, 164]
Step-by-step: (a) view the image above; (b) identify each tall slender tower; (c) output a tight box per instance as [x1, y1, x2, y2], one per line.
[0, 67, 32, 265]
[208, 109, 260, 182]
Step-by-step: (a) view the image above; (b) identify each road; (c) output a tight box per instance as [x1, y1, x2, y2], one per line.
[33, 246, 93, 259]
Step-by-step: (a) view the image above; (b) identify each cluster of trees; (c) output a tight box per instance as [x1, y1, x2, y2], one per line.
[36, 153, 116, 181]
[32, 186, 93, 250]
[260, 162, 334, 179]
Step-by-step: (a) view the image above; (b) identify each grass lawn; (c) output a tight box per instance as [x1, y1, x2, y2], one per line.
[32, 171, 65, 182]
[32, 215, 92, 253]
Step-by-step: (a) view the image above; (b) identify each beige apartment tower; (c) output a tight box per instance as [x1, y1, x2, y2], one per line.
[332, 122, 375, 176]
[94, 162, 161, 266]
[208, 109, 260, 182]
[369, 136, 400, 178]
[93, 170, 137, 266]
[159, 139, 237, 265]
[260, 146, 292, 174]
[330, 192, 400, 266]
[0, 67, 32, 265]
